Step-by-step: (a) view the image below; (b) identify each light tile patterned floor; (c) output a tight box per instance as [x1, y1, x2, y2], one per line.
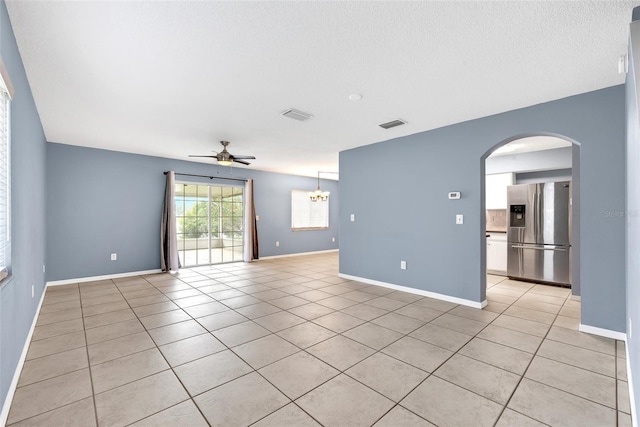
[6, 253, 632, 426]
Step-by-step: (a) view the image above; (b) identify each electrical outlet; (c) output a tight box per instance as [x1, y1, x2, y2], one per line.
[332, 237, 335, 242]
[31, 285, 34, 298]
[110, 253, 117, 261]
[456, 214, 464, 225]
[400, 261, 407, 270]
[256, 215, 260, 221]
[276, 241, 280, 247]
[43, 265, 45, 273]
[350, 214, 355, 222]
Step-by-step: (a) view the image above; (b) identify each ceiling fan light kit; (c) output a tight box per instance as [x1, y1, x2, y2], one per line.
[188, 140, 256, 166]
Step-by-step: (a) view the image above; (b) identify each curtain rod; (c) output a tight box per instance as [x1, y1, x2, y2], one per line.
[164, 171, 248, 183]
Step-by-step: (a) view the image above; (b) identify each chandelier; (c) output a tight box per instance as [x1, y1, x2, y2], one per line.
[309, 171, 330, 202]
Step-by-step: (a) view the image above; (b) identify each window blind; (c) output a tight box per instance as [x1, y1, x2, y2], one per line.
[0, 77, 10, 280]
[291, 190, 329, 230]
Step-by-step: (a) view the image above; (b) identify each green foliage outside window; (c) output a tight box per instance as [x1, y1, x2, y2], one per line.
[179, 196, 243, 238]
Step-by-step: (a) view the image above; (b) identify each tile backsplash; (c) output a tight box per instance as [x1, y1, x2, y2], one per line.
[486, 209, 507, 232]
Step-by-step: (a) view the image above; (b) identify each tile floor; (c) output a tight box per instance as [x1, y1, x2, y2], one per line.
[6, 253, 633, 426]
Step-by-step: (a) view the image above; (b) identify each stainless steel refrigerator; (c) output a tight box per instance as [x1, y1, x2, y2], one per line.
[507, 181, 571, 286]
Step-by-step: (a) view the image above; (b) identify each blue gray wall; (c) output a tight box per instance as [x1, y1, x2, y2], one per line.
[626, 15, 640, 421]
[340, 86, 626, 332]
[46, 143, 339, 281]
[0, 1, 47, 412]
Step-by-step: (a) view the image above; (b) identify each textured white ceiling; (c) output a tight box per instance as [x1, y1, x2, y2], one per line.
[5, 1, 639, 177]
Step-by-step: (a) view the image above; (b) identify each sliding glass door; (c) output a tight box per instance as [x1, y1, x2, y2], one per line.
[175, 183, 244, 267]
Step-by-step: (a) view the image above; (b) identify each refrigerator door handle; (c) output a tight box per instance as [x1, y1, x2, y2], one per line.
[511, 244, 567, 252]
[535, 191, 541, 242]
[532, 190, 538, 241]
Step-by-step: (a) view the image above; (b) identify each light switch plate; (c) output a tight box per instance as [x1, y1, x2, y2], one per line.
[350, 214, 355, 222]
[456, 214, 464, 225]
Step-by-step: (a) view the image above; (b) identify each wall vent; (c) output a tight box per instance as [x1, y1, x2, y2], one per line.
[281, 108, 313, 121]
[379, 119, 407, 129]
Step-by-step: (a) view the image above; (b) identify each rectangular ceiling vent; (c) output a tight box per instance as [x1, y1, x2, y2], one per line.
[379, 119, 407, 129]
[281, 108, 313, 121]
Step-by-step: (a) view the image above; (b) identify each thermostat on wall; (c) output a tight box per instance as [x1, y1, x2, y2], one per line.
[448, 192, 461, 200]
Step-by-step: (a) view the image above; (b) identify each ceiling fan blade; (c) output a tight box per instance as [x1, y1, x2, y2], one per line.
[232, 159, 251, 165]
[188, 155, 218, 158]
[231, 155, 256, 160]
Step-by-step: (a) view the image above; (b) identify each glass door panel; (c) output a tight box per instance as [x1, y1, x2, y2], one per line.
[175, 182, 243, 267]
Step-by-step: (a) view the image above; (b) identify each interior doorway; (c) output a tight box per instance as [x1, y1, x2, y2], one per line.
[175, 182, 244, 266]
[483, 135, 580, 298]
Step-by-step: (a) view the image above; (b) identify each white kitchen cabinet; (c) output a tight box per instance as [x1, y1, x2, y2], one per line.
[486, 173, 515, 209]
[487, 232, 507, 275]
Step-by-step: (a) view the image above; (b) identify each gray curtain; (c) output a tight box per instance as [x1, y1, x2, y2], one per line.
[161, 171, 181, 271]
[243, 179, 259, 261]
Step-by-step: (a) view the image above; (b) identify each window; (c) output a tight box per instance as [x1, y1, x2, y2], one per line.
[0, 61, 11, 282]
[291, 190, 329, 230]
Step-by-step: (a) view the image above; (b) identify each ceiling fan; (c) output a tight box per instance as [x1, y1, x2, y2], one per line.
[189, 141, 256, 166]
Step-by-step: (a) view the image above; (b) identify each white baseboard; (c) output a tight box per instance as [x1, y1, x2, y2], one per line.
[578, 323, 627, 341]
[259, 249, 338, 260]
[338, 273, 487, 309]
[0, 287, 46, 426]
[487, 269, 507, 276]
[46, 269, 163, 286]
[570, 295, 581, 302]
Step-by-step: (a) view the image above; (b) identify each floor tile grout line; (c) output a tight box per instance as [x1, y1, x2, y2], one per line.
[114, 274, 218, 426]
[328, 295, 487, 425]
[183, 264, 419, 424]
[143, 265, 342, 424]
[491, 279, 593, 425]
[386, 303, 516, 425]
[330, 303, 464, 423]
[78, 281, 102, 427]
[4, 284, 82, 426]
[15, 258, 610, 427]
[523, 376, 621, 412]
[176, 265, 342, 425]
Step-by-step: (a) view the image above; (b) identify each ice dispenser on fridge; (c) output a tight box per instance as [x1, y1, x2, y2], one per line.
[510, 205, 525, 227]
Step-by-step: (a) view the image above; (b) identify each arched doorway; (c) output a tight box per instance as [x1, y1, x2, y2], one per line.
[481, 134, 581, 324]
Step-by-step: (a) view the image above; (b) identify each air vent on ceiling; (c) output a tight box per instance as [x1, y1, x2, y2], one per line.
[379, 119, 407, 129]
[281, 108, 313, 121]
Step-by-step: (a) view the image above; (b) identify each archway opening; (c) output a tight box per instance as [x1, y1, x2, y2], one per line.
[481, 134, 581, 324]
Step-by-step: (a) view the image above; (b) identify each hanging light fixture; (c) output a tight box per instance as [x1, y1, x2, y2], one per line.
[309, 171, 330, 202]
